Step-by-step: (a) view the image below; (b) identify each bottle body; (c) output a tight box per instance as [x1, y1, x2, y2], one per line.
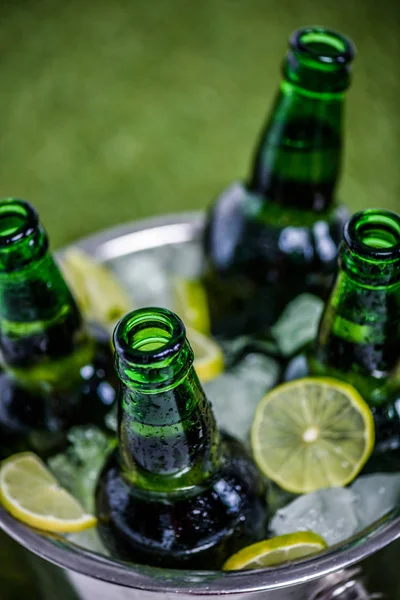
[285, 210, 400, 463]
[203, 27, 354, 338]
[95, 308, 267, 569]
[309, 270, 399, 407]
[0, 199, 117, 459]
[203, 182, 347, 337]
[0, 323, 116, 458]
[97, 432, 266, 568]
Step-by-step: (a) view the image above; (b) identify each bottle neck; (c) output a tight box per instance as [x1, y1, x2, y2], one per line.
[248, 81, 344, 213]
[0, 199, 90, 386]
[248, 27, 354, 213]
[312, 210, 400, 405]
[114, 308, 220, 494]
[118, 365, 220, 493]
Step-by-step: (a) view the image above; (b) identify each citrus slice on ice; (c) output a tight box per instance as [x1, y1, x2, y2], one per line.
[223, 531, 327, 570]
[60, 247, 132, 329]
[172, 278, 210, 335]
[187, 327, 224, 383]
[251, 377, 374, 494]
[0, 453, 97, 533]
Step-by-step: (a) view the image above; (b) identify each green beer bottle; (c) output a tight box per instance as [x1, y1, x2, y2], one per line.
[96, 307, 267, 569]
[203, 26, 355, 337]
[0, 198, 117, 458]
[285, 209, 400, 457]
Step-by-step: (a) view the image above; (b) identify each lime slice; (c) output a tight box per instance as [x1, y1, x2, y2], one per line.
[172, 278, 210, 335]
[251, 377, 375, 494]
[59, 248, 132, 329]
[223, 531, 327, 570]
[0, 453, 97, 533]
[187, 327, 224, 383]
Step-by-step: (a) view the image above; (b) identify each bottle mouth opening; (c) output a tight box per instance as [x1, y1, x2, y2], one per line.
[344, 209, 400, 260]
[291, 27, 355, 66]
[114, 307, 186, 365]
[0, 199, 39, 248]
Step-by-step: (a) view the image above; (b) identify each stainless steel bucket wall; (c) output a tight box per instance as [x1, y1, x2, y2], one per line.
[65, 545, 400, 600]
[3, 506, 400, 599]
[64, 569, 353, 599]
[1, 213, 400, 600]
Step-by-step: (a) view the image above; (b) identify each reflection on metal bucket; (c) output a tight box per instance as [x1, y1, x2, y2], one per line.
[309, 569, 379, 600]
[68, 568, 377, 600]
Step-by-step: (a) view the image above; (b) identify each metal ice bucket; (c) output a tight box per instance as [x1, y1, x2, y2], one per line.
[1, 213, 400, 600]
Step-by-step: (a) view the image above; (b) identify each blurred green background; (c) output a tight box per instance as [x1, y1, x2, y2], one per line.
[0, 0, 399, 250]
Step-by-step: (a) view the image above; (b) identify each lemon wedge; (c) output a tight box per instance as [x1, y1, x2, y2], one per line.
[59, 247, 132, 330]
[172, 277, 210, 335]
[187, 327, 224, 383]
[0, 453, 97, 533]
[223, 531, 327, 570]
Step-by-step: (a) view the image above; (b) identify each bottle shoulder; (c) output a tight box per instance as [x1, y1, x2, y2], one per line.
[218, 430, 267, 491]
[204, 181, 347, 274]
[99, 431, 266, 501]
[206, 181, 347, 230]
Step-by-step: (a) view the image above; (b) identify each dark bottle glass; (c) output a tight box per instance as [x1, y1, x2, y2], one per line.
[203, 26, 355, 338]
[0, 198, 117, 459]
[96, 307, 267, 569]
[285, 209, 400, 460]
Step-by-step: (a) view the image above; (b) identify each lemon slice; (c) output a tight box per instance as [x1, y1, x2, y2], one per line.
[251, 377, 374, 494]
[187, 327, 224, 383]
[59, 248, 132, 330]
[172, 278, 210, 335]
[0, 453, 97, 533]
[223, 531, 327, 570]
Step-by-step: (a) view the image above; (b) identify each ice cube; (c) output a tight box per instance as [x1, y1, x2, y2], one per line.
[352, 473, 400, 530]
[67, 528, 109, 556]
[106, 240, 203, 312]
[219, 336, 281, 369]
[162, 242, 203, 279]
[204, 353, 280, 443]
[109, 249, 171, 309]
[269, 474, 400, 548]
[234, 353, 280, 389]
[270, 487, 359, 546]
[271, 293, 324, 357]
[218, 336, 252, 368]
[48, 427, 115, 513]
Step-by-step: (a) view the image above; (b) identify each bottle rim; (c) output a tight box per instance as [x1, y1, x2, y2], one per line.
[114, 307, 187, 366]
[0, 198, 39, 248]
[290, 27, 355, 67]
[344, 209, 400, 261]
